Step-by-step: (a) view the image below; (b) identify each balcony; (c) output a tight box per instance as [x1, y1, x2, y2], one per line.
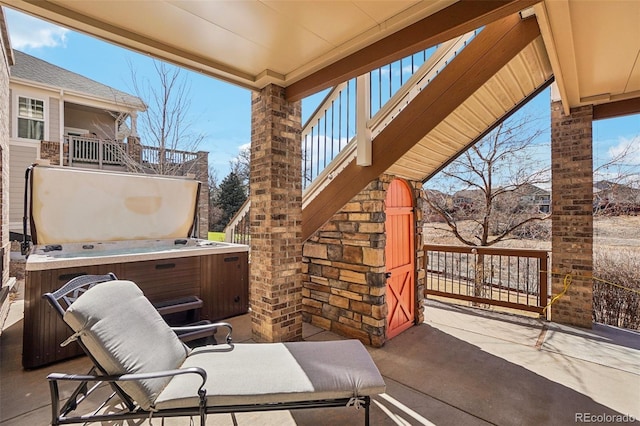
[1, 280, 638, 425]
[60, 136, 200, 175]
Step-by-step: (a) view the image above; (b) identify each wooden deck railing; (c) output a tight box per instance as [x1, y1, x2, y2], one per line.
[424, 244, 549, 314]
[65, 136, 198, 170]
[224, 199, 250, 245]
[67, 136, 126, 167]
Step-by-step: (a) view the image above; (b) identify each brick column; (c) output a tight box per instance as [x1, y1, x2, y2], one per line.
[250, 85, 303, 342]
[126, 136, 142, 165]
[550, 101, 593, 328]
[195, 151, 209, 239]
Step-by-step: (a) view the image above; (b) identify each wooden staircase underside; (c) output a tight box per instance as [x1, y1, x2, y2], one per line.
[302, 13, 553, 241]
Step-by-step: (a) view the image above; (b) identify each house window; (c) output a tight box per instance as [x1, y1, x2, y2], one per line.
[17, 96, 45, 140]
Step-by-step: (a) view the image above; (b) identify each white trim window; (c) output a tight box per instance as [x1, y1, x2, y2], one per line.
[17, 96, 45, 140]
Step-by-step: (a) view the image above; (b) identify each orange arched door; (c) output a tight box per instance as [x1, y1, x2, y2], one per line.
[385, 179, 415, 339]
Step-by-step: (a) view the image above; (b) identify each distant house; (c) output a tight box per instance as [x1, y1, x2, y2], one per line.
[8, 51, 211, 240]
[593, 180, 640, 214]
[447, 184, 551, 218]
[515, 183, 551, 214]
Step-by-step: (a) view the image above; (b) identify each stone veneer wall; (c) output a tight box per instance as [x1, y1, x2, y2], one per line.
[302, 174, 425, 347]
[550, 101, 593, 328]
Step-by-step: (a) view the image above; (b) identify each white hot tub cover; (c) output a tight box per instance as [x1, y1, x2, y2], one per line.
[29, 165, 200, 244]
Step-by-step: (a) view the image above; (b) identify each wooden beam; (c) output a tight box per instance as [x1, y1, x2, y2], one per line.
[302, 14, 541, 240]
[286, 0, 540, 101]
[593, 97, 640, 121]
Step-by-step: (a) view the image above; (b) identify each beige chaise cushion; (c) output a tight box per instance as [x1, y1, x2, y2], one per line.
[155, 340, 386, 409]
[64, 279, 386, 412]
[63, 280, 189, 410]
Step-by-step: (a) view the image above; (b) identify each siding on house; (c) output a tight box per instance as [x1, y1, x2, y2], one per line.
[65, 104, 116, 139]
[48, 96, 59, 143]
[9, 144, 37, 232]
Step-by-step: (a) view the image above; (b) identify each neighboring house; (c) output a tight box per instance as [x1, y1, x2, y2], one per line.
[452, 189, 483, 216]
[8, 50, 209, 239]
[8, 50, 145, 236]
[515, 183, 551, 214]
[449, 184, 550, 218]
[593, 180, 640, 214]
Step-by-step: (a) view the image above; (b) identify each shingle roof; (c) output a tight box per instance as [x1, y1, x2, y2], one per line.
[10, 50, 145, 110]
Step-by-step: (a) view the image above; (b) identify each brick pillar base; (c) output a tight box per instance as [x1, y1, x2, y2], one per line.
[250, 85, 303, 342]
[195, 151, 209, 239]
[550, 101, 593, 328]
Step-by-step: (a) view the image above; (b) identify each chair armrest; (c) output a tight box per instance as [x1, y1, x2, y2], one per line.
[47, 366, 207, 390]
[171, 321, 233, 343]
[46, 367, 208, 422]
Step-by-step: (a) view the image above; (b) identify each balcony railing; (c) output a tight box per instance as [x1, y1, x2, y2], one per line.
[301, 29, 479, 192]
[424, 244, 549, 314]
[141, 146, 198, 166]
[224, 30, 479, 242]
[66, 136, 126, 167]
[64, 136, 199, 171]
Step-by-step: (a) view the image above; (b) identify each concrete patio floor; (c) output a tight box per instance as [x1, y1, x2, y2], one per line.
[1, 279, 639, 425]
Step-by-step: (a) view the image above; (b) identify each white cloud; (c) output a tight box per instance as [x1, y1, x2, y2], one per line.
[608, 135, 640, 165]
[5, 9, 69, 50]
[238, 143, 250, 152]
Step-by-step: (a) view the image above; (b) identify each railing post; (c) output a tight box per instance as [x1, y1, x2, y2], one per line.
[356, 73, 371, 166]
[68, 136, 74, 167]
[98, 139, 104, 168]
[539, 252, 549, 314]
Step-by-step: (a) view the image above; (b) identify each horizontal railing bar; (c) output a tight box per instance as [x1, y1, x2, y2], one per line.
[368, 32, 476, 135]
[424, 244, 547, 259]
[302, 82, 348, 133]
[425, 290, 545, 314]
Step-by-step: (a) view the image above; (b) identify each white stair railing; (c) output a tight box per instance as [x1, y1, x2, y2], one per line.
[224, 30, 479, 242]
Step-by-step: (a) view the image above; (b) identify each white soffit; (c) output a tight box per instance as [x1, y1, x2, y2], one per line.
[2, 0, 455, 90]
[537, 0, 640, 112]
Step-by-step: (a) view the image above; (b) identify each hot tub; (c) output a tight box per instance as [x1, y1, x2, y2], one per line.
[22, 165, 249, 368]
[26, 238, 245, 269]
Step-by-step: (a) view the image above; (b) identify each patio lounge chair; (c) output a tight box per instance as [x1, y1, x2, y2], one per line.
[43, 275, 386, 425]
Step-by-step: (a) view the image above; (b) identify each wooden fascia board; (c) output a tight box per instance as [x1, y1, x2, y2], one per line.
[593, 97, 640, 121]
[302, 14, 541, 240]
[286, 0, 541, 102]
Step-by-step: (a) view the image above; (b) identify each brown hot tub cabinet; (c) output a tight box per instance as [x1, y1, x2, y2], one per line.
[23, 165, 249, 369]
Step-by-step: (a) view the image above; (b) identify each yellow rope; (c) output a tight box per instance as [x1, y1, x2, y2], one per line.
[542, 271, 640, 315]
[542, 273, 571, 315]
[591, 276, 640, 295]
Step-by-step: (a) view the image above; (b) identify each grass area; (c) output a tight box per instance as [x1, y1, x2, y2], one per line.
[208, 232, 225, 242]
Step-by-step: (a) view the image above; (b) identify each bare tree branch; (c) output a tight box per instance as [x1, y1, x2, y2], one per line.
[424, 106, 550, 247]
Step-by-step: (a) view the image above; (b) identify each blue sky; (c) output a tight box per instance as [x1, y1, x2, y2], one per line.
[4, 8, 639, 184]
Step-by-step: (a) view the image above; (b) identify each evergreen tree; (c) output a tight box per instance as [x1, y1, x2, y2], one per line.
[214, 172, 247, 231]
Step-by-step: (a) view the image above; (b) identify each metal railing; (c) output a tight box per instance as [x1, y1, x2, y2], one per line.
[225, 199, 250, 245]
[225, 30, 480, 241]
[424, 244, 549, 314]
[141, 146, 198, 165]
[301, 30, 479, 191]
